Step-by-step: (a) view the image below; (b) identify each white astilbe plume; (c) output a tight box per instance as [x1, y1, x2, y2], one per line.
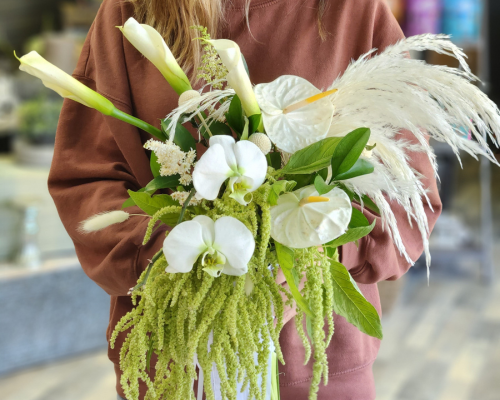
[164, 83, 235, 142]
[79, 211, 130, 233]
[325, 34, 500, 272]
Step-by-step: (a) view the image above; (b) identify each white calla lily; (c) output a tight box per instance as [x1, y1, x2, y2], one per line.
[270, 185, 352, 248]
[208, 39, 261, 118]
[118, 17, 192, 95]
[193, 135, 267, 205]
[16, 51, 115, 115]
[254, 75, 336, 153]
[163, 215, 254, 277]
[16, 51, 166, 140]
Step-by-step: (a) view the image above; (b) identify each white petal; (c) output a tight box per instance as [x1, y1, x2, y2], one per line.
[209, 135, 237, 169]
[270, 186, 352, 248]
[213, 217, 255, 276]
[254, 75, 335, 153]
[193, 215, 215, 247]
[193, 144, 232, 200]
[233, 140, 268, 191]
[163, 220, 207, 273]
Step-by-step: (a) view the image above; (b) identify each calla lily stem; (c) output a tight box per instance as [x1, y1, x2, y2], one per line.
[110, 108, 166, 141]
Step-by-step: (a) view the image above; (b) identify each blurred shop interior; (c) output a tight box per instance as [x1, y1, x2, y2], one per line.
[1, 1, 500, 400]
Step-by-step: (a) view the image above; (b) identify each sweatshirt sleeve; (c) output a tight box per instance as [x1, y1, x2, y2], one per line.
[48, 0, 166, 296]
[340, 0, 443, 284]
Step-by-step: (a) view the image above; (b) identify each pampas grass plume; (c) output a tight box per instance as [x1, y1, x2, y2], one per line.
[79, 211, 130, 233]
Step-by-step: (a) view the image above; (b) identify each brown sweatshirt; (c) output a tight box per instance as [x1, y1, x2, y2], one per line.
[48, 0, 442, 399]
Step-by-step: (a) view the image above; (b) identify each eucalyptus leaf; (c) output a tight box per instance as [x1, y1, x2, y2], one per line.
[314, 175, 335, 196]
[334, 159, 374, 181]
[331, 128, 371, 179]
[275, 242, 313, 317]
[325, 220, 375, 248]
[225, 95, 245, 135]
[161, 118, 196, 152]
[330, 260, 383, 339]
[282, 137, 343, 175]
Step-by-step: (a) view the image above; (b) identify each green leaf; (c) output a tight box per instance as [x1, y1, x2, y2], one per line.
[334, 159, 374, 181]
[282, 137, 342, 175]
[241, 116, 250, 140]
[122, 188, 147, 209]
[275, 242, 313, 317]
[283, 174, 313, 190]
[325, 220, 375, 249]
[248, 114, 262, 135]
[127, 191, 181, 226]
[225, 95, 245, 135]
[161, 118, 196, 152]
[199, 120, 232, 138]
[144, 175, 181, 193]
[266, 152, 282, 170]
[150, 152, 161, 178]
[338, 184, 380, 215]
[314, 175, 335, 196]
[349, 208, 370, 228]
[317, 168, 328, 181]
[268, 180, 296, 206]
[331, 128, 371, 179]
[330, 260, 383, 339]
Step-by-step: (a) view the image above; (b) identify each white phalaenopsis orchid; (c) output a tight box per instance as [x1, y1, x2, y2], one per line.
[16, 51, 115, 115]
[208, 39, 261, 118]
[254, 75, 336, 153]
[193, 135, 267, 206]
[163, 215, 254, 277]
[270, 185, 352, 249]
[118, 18, 192, 95]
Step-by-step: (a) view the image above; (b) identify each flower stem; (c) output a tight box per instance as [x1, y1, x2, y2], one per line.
[128, 249, 163, 294]
[197, 112, 213, 137]
[177, 188, 196, 224]
[110, 108, 167, 141]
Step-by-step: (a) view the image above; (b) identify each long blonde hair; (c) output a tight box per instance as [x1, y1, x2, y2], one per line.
[128, 0, 329, 79]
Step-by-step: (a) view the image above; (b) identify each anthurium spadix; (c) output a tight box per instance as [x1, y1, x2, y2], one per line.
[270, 185, 352, 248]
[163, 215, 255, 277]
[254, 75, 337, 153]
[208, 39, 261, 118]
[193, 135, 267, 206]
[118, 17, 192, 95]
[15, 51, 165, 140]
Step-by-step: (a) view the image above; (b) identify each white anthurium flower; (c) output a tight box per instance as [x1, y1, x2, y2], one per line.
[192, 135, 267, 206]
[270, 185, 352, 249]
[208, 39, 261, 117]
[254, 75, 337, 153]
[163, 215, 255, 277]
[16, 51, 115, 115]
[118, 18, 192, 95]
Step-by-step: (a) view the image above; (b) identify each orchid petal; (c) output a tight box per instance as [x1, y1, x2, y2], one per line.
[214, 217, 255, 276]
[192, 215, 215, 247]
[209, 135, 237, 170]
[254, 75, 335, 153]
[193, 144, 232, 200]
[233, 140, 268, 191]
[163, 221, 207, 273]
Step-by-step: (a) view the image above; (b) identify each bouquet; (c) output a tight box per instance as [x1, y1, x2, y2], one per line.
[16, 18, 500, 400]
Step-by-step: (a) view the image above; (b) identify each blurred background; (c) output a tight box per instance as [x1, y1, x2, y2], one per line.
[0, 0, 499, 399]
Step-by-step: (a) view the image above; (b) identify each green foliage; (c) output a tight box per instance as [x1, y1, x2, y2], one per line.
[161, 118, 196, 152]
[313, 175, 334, 195]
[339, 184, 381, 215]
[144, 176, 181, 193]
[127, 190, 182, 226]
[268, 180, 296, 206]
[349, 207, 370, 228]
[266, 152, 282, 170]
[329, 260, 383, 339]
[225, 95, 245, 135]
[150, 152, 161, 178]
[199, 120, 232, 138]
[281, 137, 342, 175]
[334, 158, 374, 181]
[17, 97, 63, 143]
[248, 114, 262, 135]
[275, 242, 313, 317]
[325, 220, 376, 249]
[330, 128, 371, 179]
